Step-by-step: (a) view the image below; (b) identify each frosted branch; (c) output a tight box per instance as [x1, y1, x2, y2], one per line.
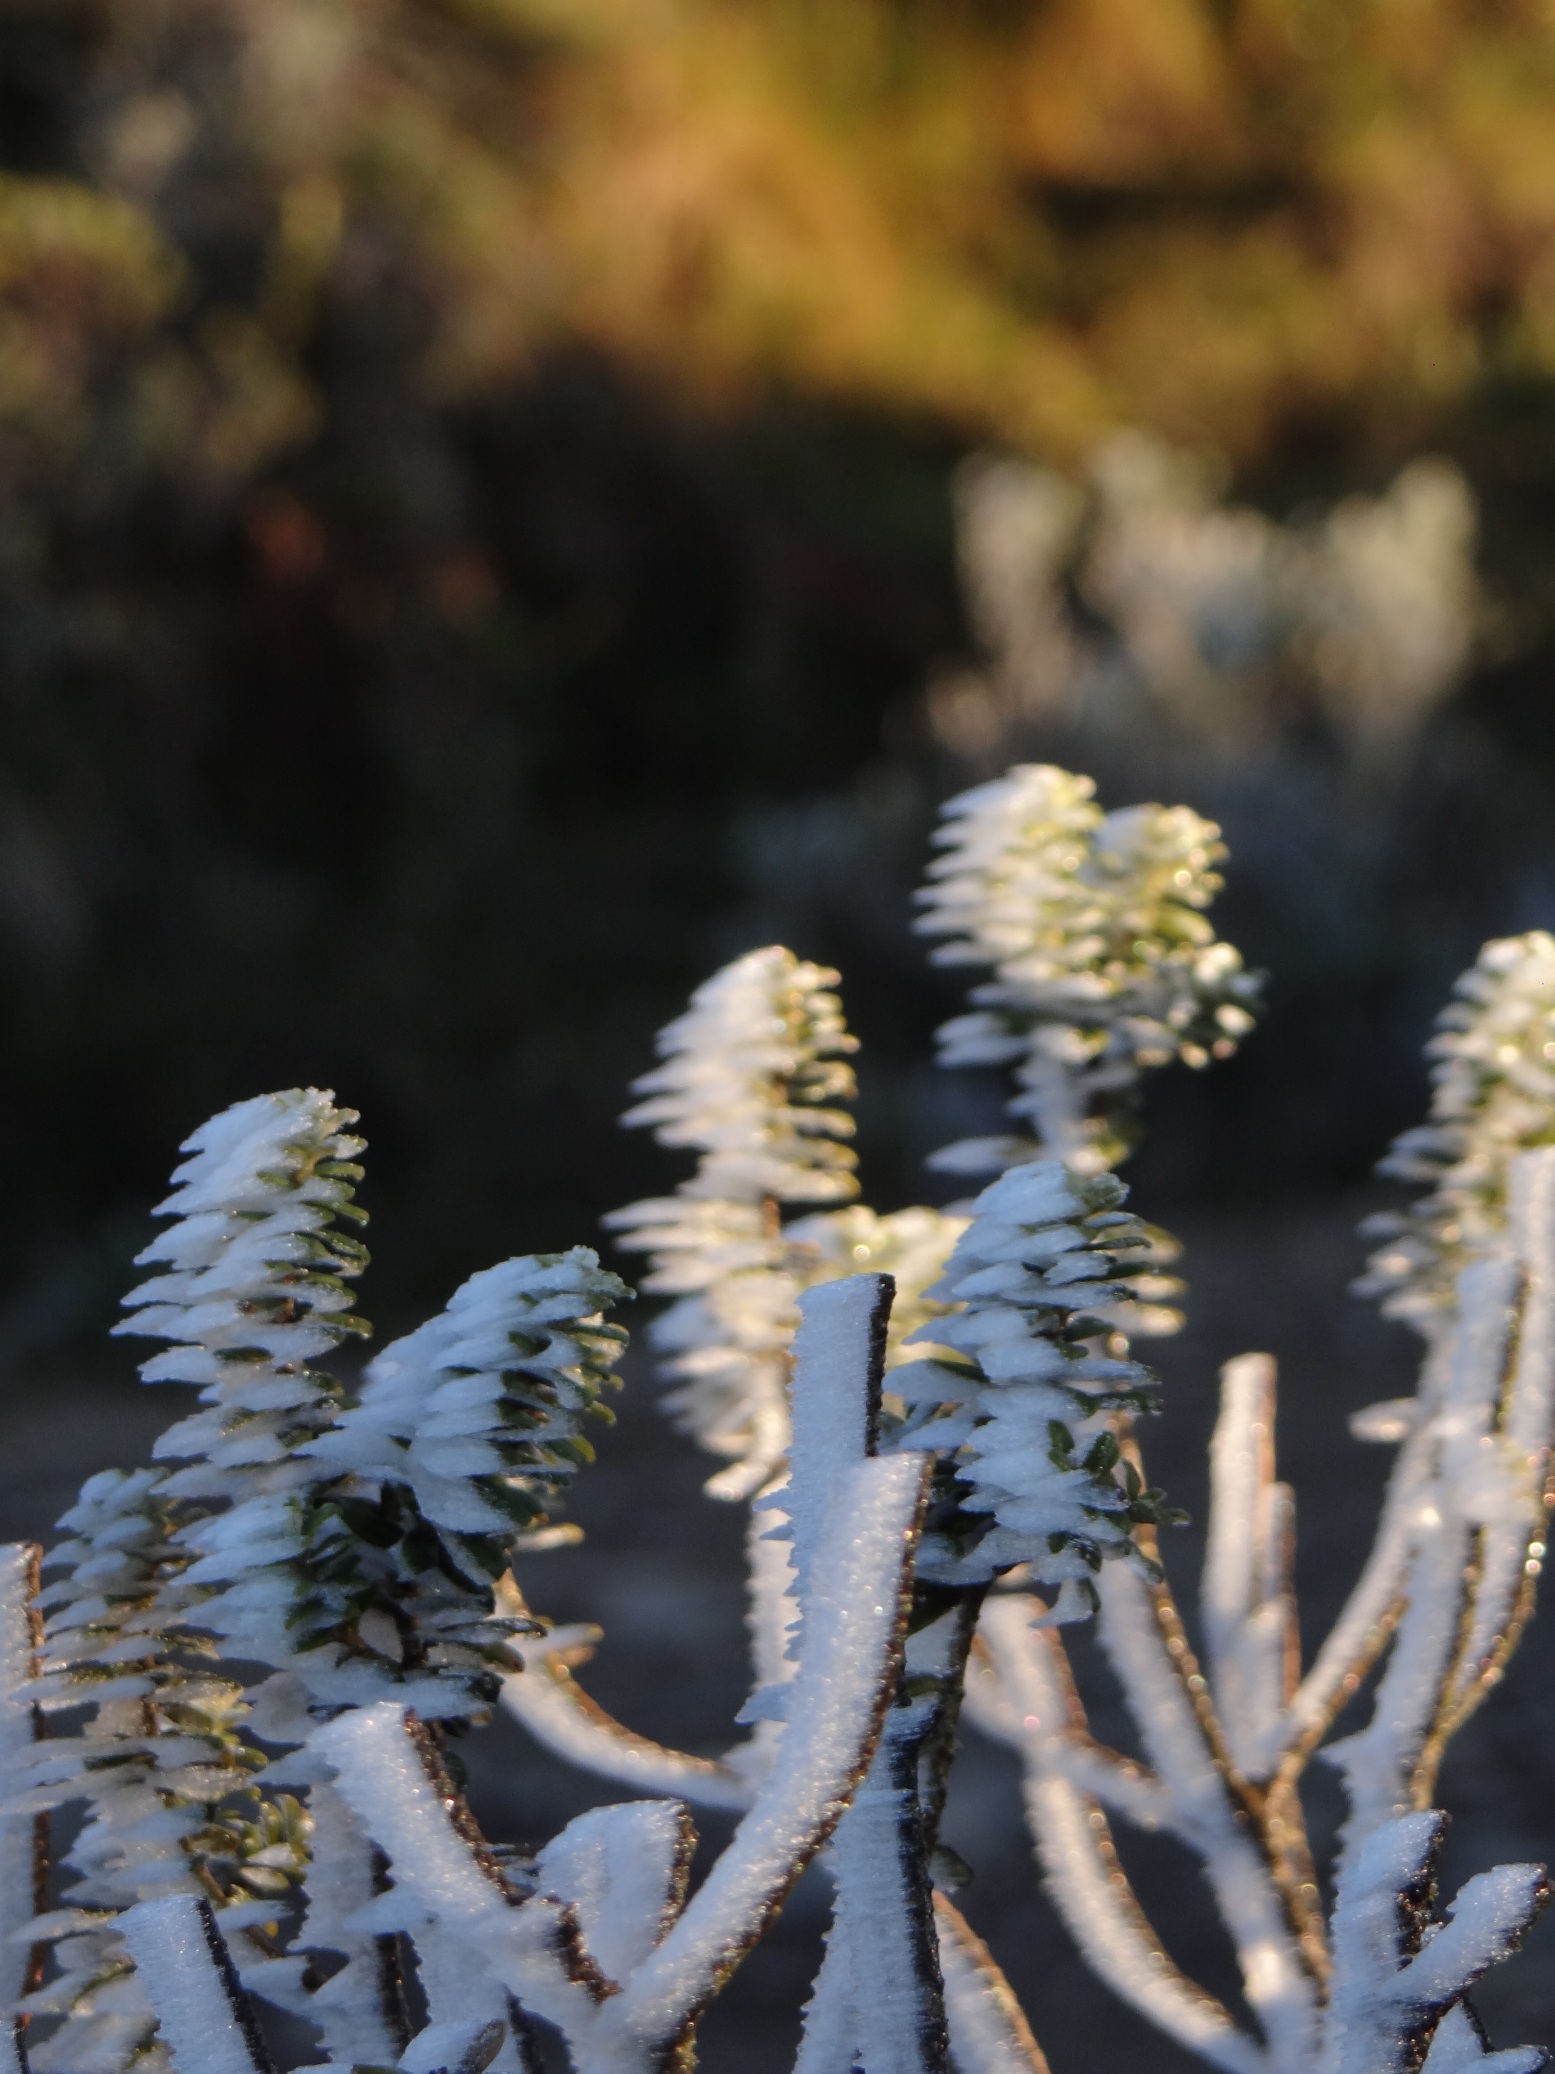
[1202, 1356, 1296, 1776]
[970, 1600, 1269, 2074]
[933, 1893, 1050, 2074]
[1318, 1812, 1547, 2074]
[118, 1897, 273, 2074]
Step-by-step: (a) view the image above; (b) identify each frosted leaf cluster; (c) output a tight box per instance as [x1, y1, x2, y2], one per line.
[1358, 931, 1555, 1332]
[4, 1087, 634, 2074]
[10, 753, 1555, 2074]
[310, 1250, 627, 1564]
[609, 945, 963, 1497]
[943, 438, 1480, 759]
[897, 1161, 1177, 1605]
[916, 763, 1261, 1175]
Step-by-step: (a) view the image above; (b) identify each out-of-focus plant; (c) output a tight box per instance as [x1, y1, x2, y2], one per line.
[934, 436, 1484, 766]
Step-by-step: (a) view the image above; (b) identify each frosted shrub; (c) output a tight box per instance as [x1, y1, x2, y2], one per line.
[3, 763, 1554, 2074]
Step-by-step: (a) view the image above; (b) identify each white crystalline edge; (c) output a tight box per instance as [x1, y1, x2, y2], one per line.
[1320, 1812, 1547, 2074]
[608, 1453, 929, 2050]
[1090, 1570, 1318, 2066]
[826, 1694, 944, 2074]
[535, 1803, 688, 1986]
[117, 1897, 267, 2074]
[1201, 1355, 1292, 1774]
[1424, 2003, 1547, 2073]
[499, 1652, 753, 1811]
[932, 1893, 1049, 2074]
[912, 765, 1253, 1170]
[1325, 1252, 1521, 1877]
[1446, 1148, 1555, 1717]
[785, 1276, 890, 1641]
[308, 1246, 623, 1536]
[317, 1455, 926, 2072]
[612, 946, 857, 1208]
[259, 1779, 404, 2067]
[792, 1923, 857, 2074]
[971, 1596, 1279, 2074]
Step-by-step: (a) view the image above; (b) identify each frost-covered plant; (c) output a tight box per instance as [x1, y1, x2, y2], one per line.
[606, 945, 863, 1498]
[916, 762, 1261, 1175]
[1357, 930, 1555, 1333]
[502, 768, 1555, 2074]
[940, 437, 1481, 761]
[7, 758, 1555, 2074]
[892, 1162, 1180, 1612]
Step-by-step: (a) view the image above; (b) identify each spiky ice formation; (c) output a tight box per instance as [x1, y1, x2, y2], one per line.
[608, 946, 860, 1497]
[308, 1247, 628, 1575]
[15, 1471, 288, 2074]
[898, 1160, 1179, 1612]
[916, 765, 1260, 1175]
[1358, 932, 1555, 1334]
[114, 1088, 370, 1500]
[175, 1251, 628, 1718]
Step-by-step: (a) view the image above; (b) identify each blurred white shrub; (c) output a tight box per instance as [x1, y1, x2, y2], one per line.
[939, 435, 1481, 761]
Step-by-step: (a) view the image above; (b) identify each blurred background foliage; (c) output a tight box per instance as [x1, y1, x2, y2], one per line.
[4, 0, 1555, 1348]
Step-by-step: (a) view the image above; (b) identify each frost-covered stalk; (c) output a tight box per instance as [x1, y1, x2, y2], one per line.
[916, 764, 1261, 1179]
[895, 1161, 1179, 1617]
[309, 1446, 932, 2074]
[964, 937, 1555, 2074]
[11, 1089, 633, 2074]
[607, 945, 861, 1500]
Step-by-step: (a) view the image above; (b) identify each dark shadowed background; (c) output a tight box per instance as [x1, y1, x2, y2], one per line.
[6, 3, 1555, 2068]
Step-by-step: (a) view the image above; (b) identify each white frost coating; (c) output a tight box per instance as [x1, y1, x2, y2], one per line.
[309, 1708, 519, 2069]
[733, 1483, 799, 1738]
[602, 1454, 928, 2057]
[914, 765, 1258, 1175]
[1095, 1566, 1316, 2068]
[970, 1600, 1268, 2074]
[311, 1711, 508, 1927]
[264, 1779, 406, 2066]
[1358, 934, 1555, 1334]
[396, 2018, 507, 2074]
[1326, 1252, 1520, 1870]
[499, 1639, 753, 1811]
[307, 1249, 626, 1550]
[0, 1545, 38, 2008]
[1028, 1768, 1262, 2074]
[785, 1275, 891, 1625]
[118, 1896, 269, 2074]
[1319, 1812, 1548, 2074]
[608, 946, 860, 1498]
[113, 1089, 368, 1503]
[534, 1802, 690, 1987]
[825, 1691, 946, 2074]
[899, 1160, 1167, 1595]
[327, 1457, 926, 2074]
[793, 1928, 856, 2074]
[933, 1893, 1050, 2074]
[1424, 2003, 1548, 2073]
[1444, 1148, 1555, 1718]
[1202, 1356, 1295, 1775]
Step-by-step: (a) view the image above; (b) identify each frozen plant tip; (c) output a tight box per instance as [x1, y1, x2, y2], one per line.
[608, 946, 859, 1497]
[916, 764, 1261, 1175]
[1359, 930, 1555, 1333]
[895, 1160, 1179, 1611]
